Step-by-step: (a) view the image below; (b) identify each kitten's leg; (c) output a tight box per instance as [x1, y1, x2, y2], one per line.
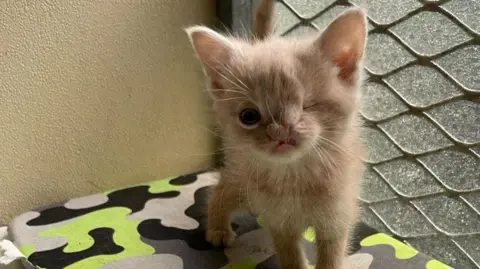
[268, 227, 310, 269]
[206, 181, 240, 247]
[314, 231, 349, 269]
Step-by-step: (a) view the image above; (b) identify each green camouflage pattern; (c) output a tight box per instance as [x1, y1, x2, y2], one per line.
[8, 171, 452, 269]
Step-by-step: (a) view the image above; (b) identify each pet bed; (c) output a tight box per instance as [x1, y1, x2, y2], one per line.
[0, 171, 452, 269]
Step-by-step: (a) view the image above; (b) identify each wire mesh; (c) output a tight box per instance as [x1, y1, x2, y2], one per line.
[268, 0, 479, 268]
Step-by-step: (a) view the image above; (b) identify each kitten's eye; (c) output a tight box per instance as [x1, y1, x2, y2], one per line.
[239, 108, 261, 126]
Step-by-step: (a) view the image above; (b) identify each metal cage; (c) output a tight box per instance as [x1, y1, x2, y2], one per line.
[217, 1, 479, 268]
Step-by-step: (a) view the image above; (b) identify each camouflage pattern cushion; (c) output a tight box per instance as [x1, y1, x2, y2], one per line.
[8, 171, 452, 269]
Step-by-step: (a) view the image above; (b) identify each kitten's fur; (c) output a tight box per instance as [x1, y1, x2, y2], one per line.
[186, 1, 366, 268]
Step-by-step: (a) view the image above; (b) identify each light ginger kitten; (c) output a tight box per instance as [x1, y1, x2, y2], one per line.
[186, 1, 367, 268]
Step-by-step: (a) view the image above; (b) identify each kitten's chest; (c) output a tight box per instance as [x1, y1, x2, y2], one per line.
[241, 162, 341, 223]
[251, 190, 315, 211]
[248, 190, 326, 228]
[247, 172, 328, 213]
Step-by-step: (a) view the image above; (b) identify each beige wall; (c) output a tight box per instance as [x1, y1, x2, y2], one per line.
[0, 0, 215, 224]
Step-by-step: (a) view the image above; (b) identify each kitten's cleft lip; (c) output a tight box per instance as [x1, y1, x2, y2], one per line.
[280, 138, 297, 146]
[272, 138, 297, 153]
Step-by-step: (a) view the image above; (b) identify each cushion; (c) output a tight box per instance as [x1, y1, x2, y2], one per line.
[6, 171, 452, 269]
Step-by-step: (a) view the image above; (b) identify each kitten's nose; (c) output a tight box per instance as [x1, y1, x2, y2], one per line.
[266, 123, 290, 141]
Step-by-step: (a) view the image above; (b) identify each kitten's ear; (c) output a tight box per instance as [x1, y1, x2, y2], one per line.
[185, 26, 233, 85]
[315, 8, 367, 81]
[253, 0, 275, 40]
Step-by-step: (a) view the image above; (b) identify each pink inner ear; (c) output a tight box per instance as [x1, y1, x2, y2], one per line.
[188, 28, 232, 83]
[315, 8, 367, 82]
[334, 47, 360, 80]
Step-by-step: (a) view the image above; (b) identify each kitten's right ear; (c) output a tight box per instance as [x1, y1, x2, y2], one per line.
[185, 26, 233, 87]
[314, 8, 367, 82]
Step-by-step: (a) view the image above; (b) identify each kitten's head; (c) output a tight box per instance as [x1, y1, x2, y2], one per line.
[186, 8, 367, 162]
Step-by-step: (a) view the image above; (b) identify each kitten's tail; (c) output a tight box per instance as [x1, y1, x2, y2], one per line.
[252, 0, 274, 40]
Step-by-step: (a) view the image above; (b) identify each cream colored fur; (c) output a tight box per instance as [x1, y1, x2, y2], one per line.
[186, 2, 367, 268]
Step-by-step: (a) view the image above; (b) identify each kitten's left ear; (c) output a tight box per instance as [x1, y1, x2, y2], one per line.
[315, 8, 367, 81]
[185, 26, 233, 85]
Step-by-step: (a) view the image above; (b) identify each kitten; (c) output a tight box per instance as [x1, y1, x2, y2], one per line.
[186, 0, 367, 268]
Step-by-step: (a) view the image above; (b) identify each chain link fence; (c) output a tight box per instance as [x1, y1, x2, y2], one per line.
[223, 0, 479, 268]
[275, 1, 479, 268]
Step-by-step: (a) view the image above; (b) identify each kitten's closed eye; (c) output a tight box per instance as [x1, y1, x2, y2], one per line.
[303, 103, 319, 110]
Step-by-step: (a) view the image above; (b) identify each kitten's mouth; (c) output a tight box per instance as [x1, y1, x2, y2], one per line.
[271, 139, 297, 154]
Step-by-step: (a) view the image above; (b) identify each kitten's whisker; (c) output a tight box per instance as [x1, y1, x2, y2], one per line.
[313, 141, 343, 179]
[205, 61, 249, 93]
[207, 88, 249, 98]
[208, 60, 250, 93]
[245, 160, 255, 212]
[209, 87, 257, 105]
[314, 142, 342, 178]
[216, 73, 258, 106]
[294, 163, 300, 207]
[220, 65, 250, 92]
[318, 136, 353, 157]
[215, 97, 249, 102]
[265, 95, 277, 125]
[326, 154, 341, 178]
[321, 129, 350, 135]
[188, 152, 221, 157]
[310, 141, 331, 179]
[204, 61, 260, 105]
[218, 179, 231, 218]
[186, 145, 247, 156]
[219, 147, 247, 153]
[320, 115, 348, 125]
[255, 157, 260, 204]
[199, 125, 223, 138]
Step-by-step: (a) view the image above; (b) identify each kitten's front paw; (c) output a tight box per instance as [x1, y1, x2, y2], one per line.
[206, 228, 236, 247]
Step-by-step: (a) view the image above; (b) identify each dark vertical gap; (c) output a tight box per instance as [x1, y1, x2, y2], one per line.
[213, 134, 224, 168]
[216, 0, 233, 33]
